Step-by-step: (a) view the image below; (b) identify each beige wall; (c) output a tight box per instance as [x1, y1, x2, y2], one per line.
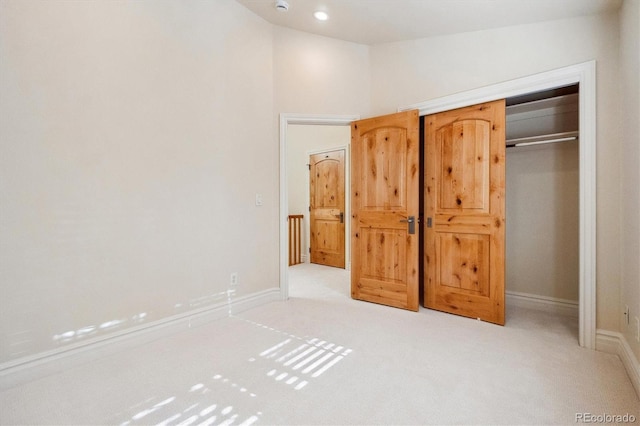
[619, 0, 640, 360]
[0, 1, 373, 365]
[0, 0, 277, 363]
[287, 125, 351, 260]
[370, 13, 622, 331]
[273, 26, 371, 117]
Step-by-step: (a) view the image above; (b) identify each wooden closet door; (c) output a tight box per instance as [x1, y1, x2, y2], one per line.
[424, 100, 506, 324]
[351, 110, 420, 311]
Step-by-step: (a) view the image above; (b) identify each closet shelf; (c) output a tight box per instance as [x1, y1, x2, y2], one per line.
[506, 131, 578, 148]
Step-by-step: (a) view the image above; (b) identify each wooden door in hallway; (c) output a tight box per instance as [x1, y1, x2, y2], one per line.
[351, 110, 420, 311]
[424, 100, 506, 324]
[309, 149, 346, 268]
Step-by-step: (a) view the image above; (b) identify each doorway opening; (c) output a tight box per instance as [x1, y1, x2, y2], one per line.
[279, 115, 358, 301]
[505, 84, 580, 335]
[286, 125, 350, 270]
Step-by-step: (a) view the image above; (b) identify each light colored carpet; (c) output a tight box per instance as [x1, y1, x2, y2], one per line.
[0, 262, 638, 425]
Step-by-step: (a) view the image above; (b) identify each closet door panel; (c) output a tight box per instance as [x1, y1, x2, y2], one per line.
[436, 232, 490, 296]
[425, 100, 506, 325]
[351, 110, 420, 311]
[438, 120, 490, 212]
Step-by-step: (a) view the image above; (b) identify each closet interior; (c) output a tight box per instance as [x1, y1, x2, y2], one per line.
[504, 84, 580, 313]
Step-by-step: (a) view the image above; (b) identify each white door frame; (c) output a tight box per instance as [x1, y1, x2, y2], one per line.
[399, 60, 597, 349]
[279, 114, 359, 301]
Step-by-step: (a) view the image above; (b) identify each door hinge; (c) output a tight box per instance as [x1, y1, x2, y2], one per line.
[309, 247, 311, 253]
[307, 164, 311, 170]
[309, 205, 311, 212]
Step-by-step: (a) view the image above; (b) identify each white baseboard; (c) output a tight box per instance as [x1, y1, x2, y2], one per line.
[0, 288, 281, 390]
[506, 290, 579, 317]
[596, 329, 640, 398]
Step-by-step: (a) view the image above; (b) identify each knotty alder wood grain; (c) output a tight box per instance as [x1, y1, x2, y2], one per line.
[351, 110, 420, 311]
[424, 100, 506, 324]
[310, 150, 346, 269]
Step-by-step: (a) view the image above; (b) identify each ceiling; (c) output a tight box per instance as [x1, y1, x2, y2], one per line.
[235, 0, 622, 45]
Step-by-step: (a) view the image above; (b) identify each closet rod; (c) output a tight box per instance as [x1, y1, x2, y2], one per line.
[506, 131, 579, 148]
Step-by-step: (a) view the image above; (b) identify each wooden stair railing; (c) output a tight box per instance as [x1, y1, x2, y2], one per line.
[288, 214, 304, 266]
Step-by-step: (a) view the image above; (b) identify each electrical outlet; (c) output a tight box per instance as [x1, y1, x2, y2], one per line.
[636, 317, 640, 343]
[255, 194, 263, 206]
[624, 305, 630, 325]
[230, 273, 238, 286]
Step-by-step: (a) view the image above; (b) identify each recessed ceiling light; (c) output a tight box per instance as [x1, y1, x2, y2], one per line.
[275, 0, 289, 12]
[313, 11, 329, 21]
